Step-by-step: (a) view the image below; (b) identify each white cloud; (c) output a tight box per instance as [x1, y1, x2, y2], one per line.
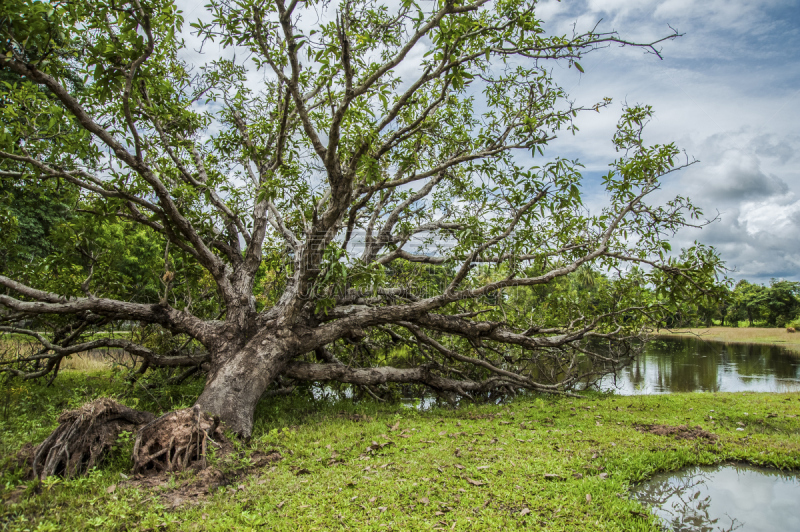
[739, 197, 800, 236]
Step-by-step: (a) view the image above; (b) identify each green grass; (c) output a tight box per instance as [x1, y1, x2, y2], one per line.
[2, 373, 800, 531]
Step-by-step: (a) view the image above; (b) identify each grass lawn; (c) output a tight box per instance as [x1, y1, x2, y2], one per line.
[2, 372, 800, 531]
[658, 326, 800, 353]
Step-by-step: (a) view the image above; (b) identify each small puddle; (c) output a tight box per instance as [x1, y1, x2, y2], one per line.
[631, 464, 800, 531]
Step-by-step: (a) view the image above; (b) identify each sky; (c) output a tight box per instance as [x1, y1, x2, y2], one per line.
[175, 0, 800, 285]
[530, 0, 800, 284]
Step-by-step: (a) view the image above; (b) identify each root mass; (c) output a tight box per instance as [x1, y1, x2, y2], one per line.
[132, 405, 225, 474]
[32, 398, 154, 480]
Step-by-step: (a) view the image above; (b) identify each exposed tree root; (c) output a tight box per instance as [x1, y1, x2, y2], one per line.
[32, 398, 154, 480]
[132, 405, 226, 475]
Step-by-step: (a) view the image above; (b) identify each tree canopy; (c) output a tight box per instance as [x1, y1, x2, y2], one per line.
[0, 0, 723, 448]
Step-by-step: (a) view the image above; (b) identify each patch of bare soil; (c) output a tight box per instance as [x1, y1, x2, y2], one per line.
[123, 449, 283, 509]
[635, 424, 718, 442]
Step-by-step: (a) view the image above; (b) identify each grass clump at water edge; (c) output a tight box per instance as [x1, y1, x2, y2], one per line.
[1, 373, 800, 531]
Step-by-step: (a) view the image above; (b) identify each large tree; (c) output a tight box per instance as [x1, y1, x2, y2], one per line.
[1, 0, 720, 453]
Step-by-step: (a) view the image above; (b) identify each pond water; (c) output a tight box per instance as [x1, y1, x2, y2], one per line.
[308, 336, 800, 406]
[599, 337, 800, 394]
[632, 464, 800, 532]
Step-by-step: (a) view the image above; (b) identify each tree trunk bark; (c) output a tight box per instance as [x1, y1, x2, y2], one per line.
[194, 330, 295, 438]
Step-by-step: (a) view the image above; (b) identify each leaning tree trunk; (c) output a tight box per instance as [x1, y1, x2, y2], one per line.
[128, 333, 295, 473]
[194, 331, 295, 438]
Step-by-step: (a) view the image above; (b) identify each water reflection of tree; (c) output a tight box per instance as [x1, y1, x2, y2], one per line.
[635, 468, 742, 532]
[624, 338, 800, 393]
[626, 339, 721, 392]
[730, 343, 798, 379]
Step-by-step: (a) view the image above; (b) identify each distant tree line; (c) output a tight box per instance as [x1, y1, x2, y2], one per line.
[675, 278, 800, 329]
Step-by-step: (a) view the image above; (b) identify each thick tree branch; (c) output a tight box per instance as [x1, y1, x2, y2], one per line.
[283, 361, 513, 395]
[0, 275, 216, 341]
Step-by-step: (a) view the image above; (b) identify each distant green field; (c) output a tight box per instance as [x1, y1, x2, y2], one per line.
[658, 326, 800, 354]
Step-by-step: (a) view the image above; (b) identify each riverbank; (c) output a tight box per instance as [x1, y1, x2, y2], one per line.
[657, 326, 800, 354]
[2, 373, 800, 531]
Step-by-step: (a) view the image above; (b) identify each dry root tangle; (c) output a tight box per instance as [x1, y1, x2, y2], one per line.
[32, 398, 154, 480]
[132, 405, 223, 474]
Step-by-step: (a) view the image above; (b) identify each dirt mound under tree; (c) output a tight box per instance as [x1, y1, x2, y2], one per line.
[123, 448, 283, 508]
